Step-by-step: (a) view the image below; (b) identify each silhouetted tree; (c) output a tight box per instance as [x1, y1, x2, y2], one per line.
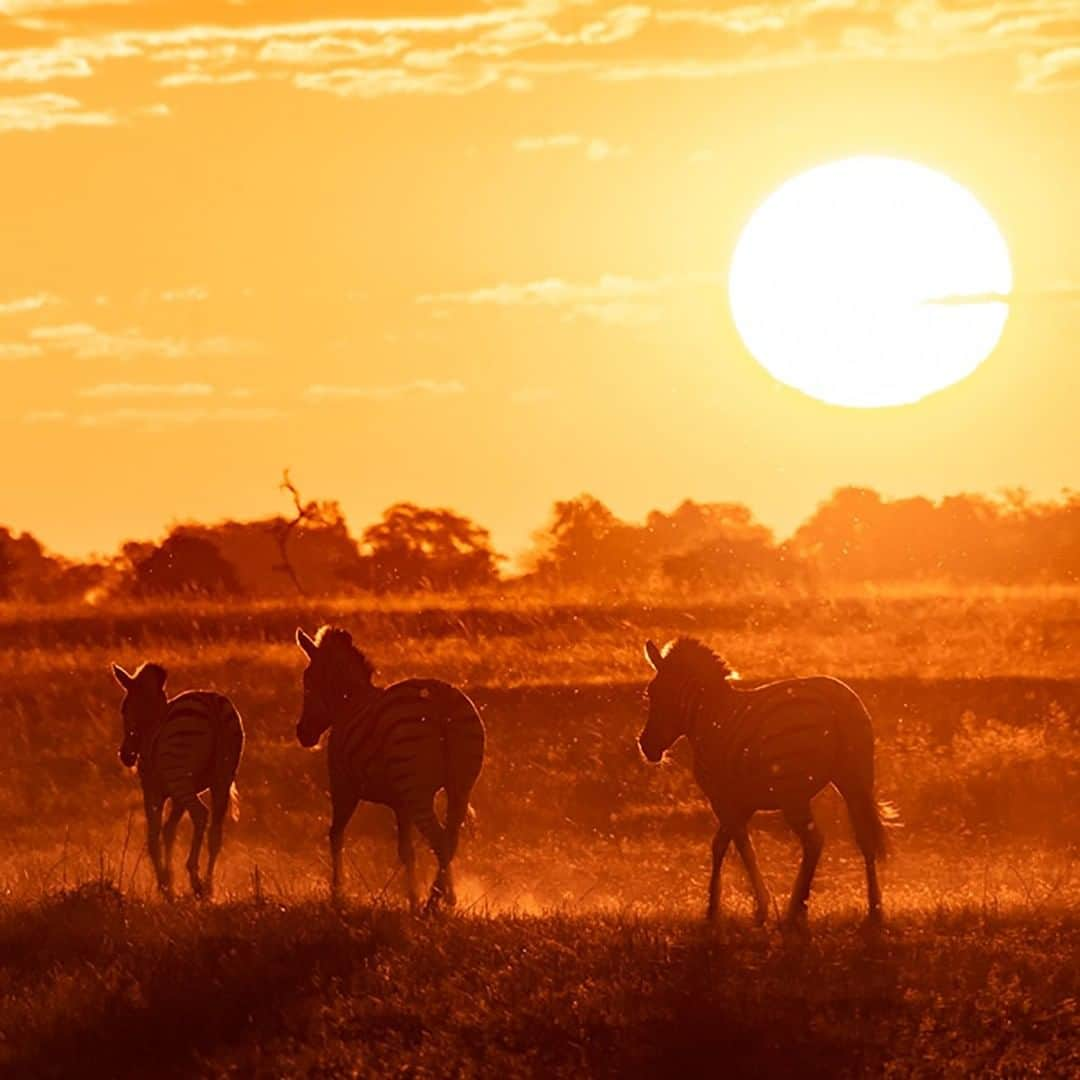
[0, 526, 104, 601]
[359, 503, 502, 592]
[526, 494, 647, 587]
[124, 530, 241, 596]
[276, 469, 349, 595]
[657, 502, 801, 589]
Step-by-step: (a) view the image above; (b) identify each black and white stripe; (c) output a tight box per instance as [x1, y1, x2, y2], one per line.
[295, 626, 485, 910]
[112, 662, 244, 899]
[639, 637, 892, 925]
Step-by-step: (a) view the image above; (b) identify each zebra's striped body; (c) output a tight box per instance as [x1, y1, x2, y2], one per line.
[639, 638, 891, 926]
[296, 627, 485, 909]
[113, 663, 244, 899]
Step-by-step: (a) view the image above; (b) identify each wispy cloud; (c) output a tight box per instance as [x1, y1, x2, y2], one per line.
[0, 343, 43, 360]
[513, 132, 628, 160]
[925, 284, 1080, 306]
[76, 407, 282, 431]
[923, 291, 1012, 306]
[79, 382, 215, 398]
[418, 272, 722, 323]
[0, 49, 93, 83]
[29, 322, 252, 360]
[159, 285, 209, 303]
[0, 2, 1075, 108]
[0, 292, 58, 316]
[0, 93, 115, 133]
[1018, 45, 1080, 91]
[303, 379, 466, 402]
[23, 409, 67, 424]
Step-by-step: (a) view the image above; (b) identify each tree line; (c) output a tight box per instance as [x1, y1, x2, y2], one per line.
[2, 483, 1078, 602]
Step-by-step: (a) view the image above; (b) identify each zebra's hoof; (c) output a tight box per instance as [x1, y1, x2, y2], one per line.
[781, 910, 810, 937]
[862, 909, 885, 935]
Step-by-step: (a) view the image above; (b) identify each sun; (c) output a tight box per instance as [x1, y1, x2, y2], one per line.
[728, 157, 1012, 408]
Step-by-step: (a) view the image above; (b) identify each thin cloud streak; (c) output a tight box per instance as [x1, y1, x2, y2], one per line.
[513, 132, 628, 159]
[78, 382, 215, 398]
[76, 407, 283, 431]
[0, 1, 1075, 110]
[0, 343, 44, 360]
[0, 93, 115, 132]
[29, 322, 253, 360]
[159, 286, 209, 303]
[418, 272, 722, 323]
[304, 380, 466, 402]
[0, 292, 58, 316]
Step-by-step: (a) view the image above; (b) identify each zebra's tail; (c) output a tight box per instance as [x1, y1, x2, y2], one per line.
[228, 782, 241, 823]
[847, 788, 899, 861]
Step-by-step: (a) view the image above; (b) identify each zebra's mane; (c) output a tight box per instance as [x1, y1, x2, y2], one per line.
[314, 625, 375, 682]
[661, 638, 734, 682]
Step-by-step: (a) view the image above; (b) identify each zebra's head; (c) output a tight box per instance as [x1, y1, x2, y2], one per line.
[111, 662, 168, 767]
[639, 638, 733, 762]
[295, 626, 376, 747]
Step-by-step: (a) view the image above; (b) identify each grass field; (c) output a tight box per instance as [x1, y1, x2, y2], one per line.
[1, 589, 1077, 1076]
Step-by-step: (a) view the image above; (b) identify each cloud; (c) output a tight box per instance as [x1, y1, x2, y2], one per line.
[0, 0, 1076, 110]
[925, 284, 1080, 306]
[303, 379, 466, 402]
[418, 272, 722, 323]
[29, 322, 252, 360]
[0, 50, 93, 82]
[1018, 46, 1080, 91]
[0, 292, 57, 316]
[923, 291, 1011, 306]
[159, 285, 209, 303]
[0, 93, 115, 132]
[76, 407, 282, 431]
[292, 65, 501, 98]
[513, 133, 628, 159]
[0, 343, 43, 359]
[79, 382, 215, 398]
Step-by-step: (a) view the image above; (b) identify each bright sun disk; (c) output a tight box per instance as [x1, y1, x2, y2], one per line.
[728, 156, 1012, 407]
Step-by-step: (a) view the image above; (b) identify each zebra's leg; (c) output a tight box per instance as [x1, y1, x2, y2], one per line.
[782, 803, 824, 926]
[732, 822, 771, 925]
[837, 778, 885, 923]
[706, 825, 731, 922]
[160, 800, 184, 895]
[143, 791, 169, 896]
[864, 855, 883, 925]
[204, 788, 230, 900]
[394, 808, 420, 914]
[411, 798, 451, 911]
[328, 788, 361, 898]
[177, 793, 209, 898]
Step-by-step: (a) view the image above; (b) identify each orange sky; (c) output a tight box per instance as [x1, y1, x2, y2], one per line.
[1, 1, 1077, 561]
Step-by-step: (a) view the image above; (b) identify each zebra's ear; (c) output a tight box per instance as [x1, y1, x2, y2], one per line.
[111, 663, 135, 690]
[296, 628, 318, 660]
[644, 640, 664, 671]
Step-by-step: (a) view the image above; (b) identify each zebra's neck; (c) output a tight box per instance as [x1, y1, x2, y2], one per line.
[336, 680, 381, 719]
[684, 679, 734, 754]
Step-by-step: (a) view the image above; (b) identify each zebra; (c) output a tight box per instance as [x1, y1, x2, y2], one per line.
[112, 662, 244, 899]
[295, 626, 485, 911]
[638, 638, 894, 926]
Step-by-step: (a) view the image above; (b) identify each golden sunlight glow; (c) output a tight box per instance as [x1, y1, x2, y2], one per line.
[728, 157, 1013, 407]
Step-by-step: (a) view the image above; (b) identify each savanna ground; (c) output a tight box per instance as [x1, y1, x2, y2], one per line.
[1, 587, 1077, 1077]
